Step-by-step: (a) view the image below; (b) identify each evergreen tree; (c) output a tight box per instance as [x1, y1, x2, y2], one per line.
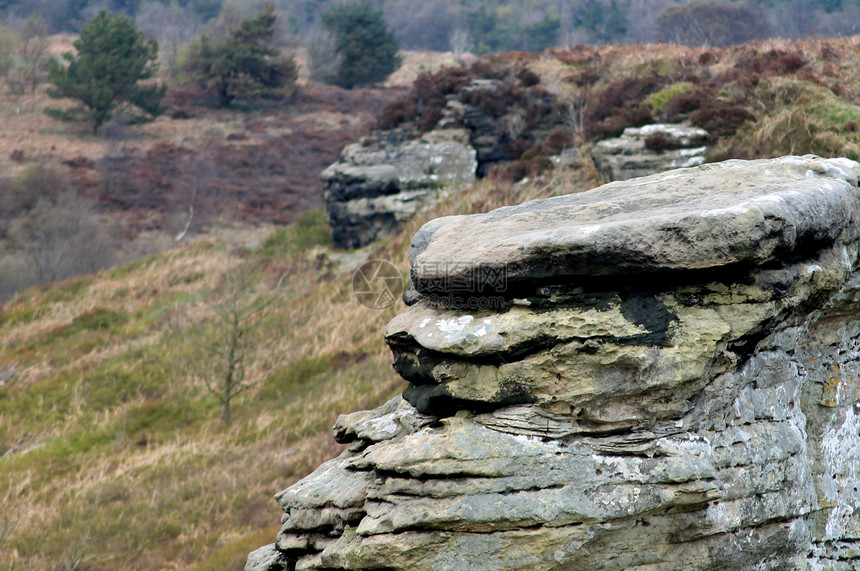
[321, 0, 400, 89]
[185, 3, 298, 108]
[45, 10, 166, 134]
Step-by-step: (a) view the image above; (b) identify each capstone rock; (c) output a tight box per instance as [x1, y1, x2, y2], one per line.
[250, 155, 860, 570]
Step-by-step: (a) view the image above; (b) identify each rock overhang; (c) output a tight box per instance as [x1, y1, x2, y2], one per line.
[408, 155, 860, 299]
[249, 154, 860, 571]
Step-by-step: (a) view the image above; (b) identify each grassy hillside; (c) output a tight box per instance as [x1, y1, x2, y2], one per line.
[4, 32, 860, 569]
[0, 160, 594, 569]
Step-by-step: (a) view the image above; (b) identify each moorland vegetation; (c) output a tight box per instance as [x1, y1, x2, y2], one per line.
[3, 1, 860, 569]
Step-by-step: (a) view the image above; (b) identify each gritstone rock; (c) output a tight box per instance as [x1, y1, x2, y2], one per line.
[322, 129, 477, 249]
[249, 155, 860, 571]
[591, 123, 709, 182]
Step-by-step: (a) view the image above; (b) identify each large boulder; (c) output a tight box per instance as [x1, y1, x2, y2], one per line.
[250, 155, 860, 570]
[322, 129, 477, 248]
[591, 123, 709, 181]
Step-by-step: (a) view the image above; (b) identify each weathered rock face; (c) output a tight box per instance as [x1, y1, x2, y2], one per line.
[322, 129, 477, 248]
[591, 123, 709, 182]
[249, 155, 860, 571]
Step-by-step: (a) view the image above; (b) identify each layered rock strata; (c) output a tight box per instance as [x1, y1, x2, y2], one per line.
[322, 129, 477, 248]
[250, 155, 860, 570]
[591, 123, 708, 181]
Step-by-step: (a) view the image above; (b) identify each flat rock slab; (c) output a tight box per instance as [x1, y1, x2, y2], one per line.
[410, 155, 860, 295]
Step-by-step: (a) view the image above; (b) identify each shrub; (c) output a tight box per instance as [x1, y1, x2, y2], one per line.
[7, 162, 71, 210]
[644, 132, 686, 151]
[739, 48, 807, 77]
[661, 86, 713, 120]
[690, 104, 756, 137]
[8, 191, 117, 286]
[516, 67, 541, 87]
[567, 67, 600, 87]
[377, 65, 471, 132]
[591, 75, 662, 122]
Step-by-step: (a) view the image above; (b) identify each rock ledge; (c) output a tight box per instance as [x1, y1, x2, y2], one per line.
[249, 155, 860, 571]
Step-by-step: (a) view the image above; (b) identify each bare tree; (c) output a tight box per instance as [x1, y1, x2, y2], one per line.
[306, 26, 342, 85]
[6, 14, 50, 101]
[384, 0, 458, 51]
[182, 262, 287, 424]
[624, 0, 673, 43]
[655, 0, 770, 46]
[136, 0, 201, 78]
[565, 89, 590, 136]
[450, 26, 472, 62]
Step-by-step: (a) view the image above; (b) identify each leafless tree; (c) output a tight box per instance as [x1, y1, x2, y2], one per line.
[6, 15, 50, 101]
[450, 26, 472, 62]
[384, 0, 458, 51]
[817, 4, 860, 37]
[182, 262, 288, 424]
[136, 0, 201, 78]
[624, 0, 673, 43]
[655, 0, 770, 47]
[306, 27, 342, 85]
[565, 89, 590, 136]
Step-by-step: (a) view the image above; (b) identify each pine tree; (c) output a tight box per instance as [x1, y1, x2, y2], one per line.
[185, 3, 297, 108]
[321, 0, 401, 89]
[45, 10, 167, 134]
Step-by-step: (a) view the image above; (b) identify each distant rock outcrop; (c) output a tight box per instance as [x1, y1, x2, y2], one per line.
[249, 155, 860, 570]
[591, 123, 708, 181]
[322, 129, 477, 248]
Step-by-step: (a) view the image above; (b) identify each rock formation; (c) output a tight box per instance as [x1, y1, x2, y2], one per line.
[323, 73, 568, 249]
[322, 129, 477, 249]
[591, 123, 708, 182]
[249, 155, 860, 570]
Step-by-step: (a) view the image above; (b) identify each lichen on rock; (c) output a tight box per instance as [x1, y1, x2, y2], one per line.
[248, 155, 860, 571]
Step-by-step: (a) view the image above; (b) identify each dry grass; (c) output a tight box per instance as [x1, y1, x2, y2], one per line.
[0, 142, 597, 569]
[4, 31, 859, 571]
[384, 50, 465, 87]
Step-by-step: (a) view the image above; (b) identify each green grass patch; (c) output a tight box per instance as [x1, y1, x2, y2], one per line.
[0, 299, 44, 329]
[255, 354, 333, 403]
[36, 274, 94, 303]
[646, 82, 693, 115]
[188, 526, 280, 571]
[123, 397, 206, 440]
[54, 307, 128, 338]
[104, 252, 158, 279]
[257, 209, 333, 259]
